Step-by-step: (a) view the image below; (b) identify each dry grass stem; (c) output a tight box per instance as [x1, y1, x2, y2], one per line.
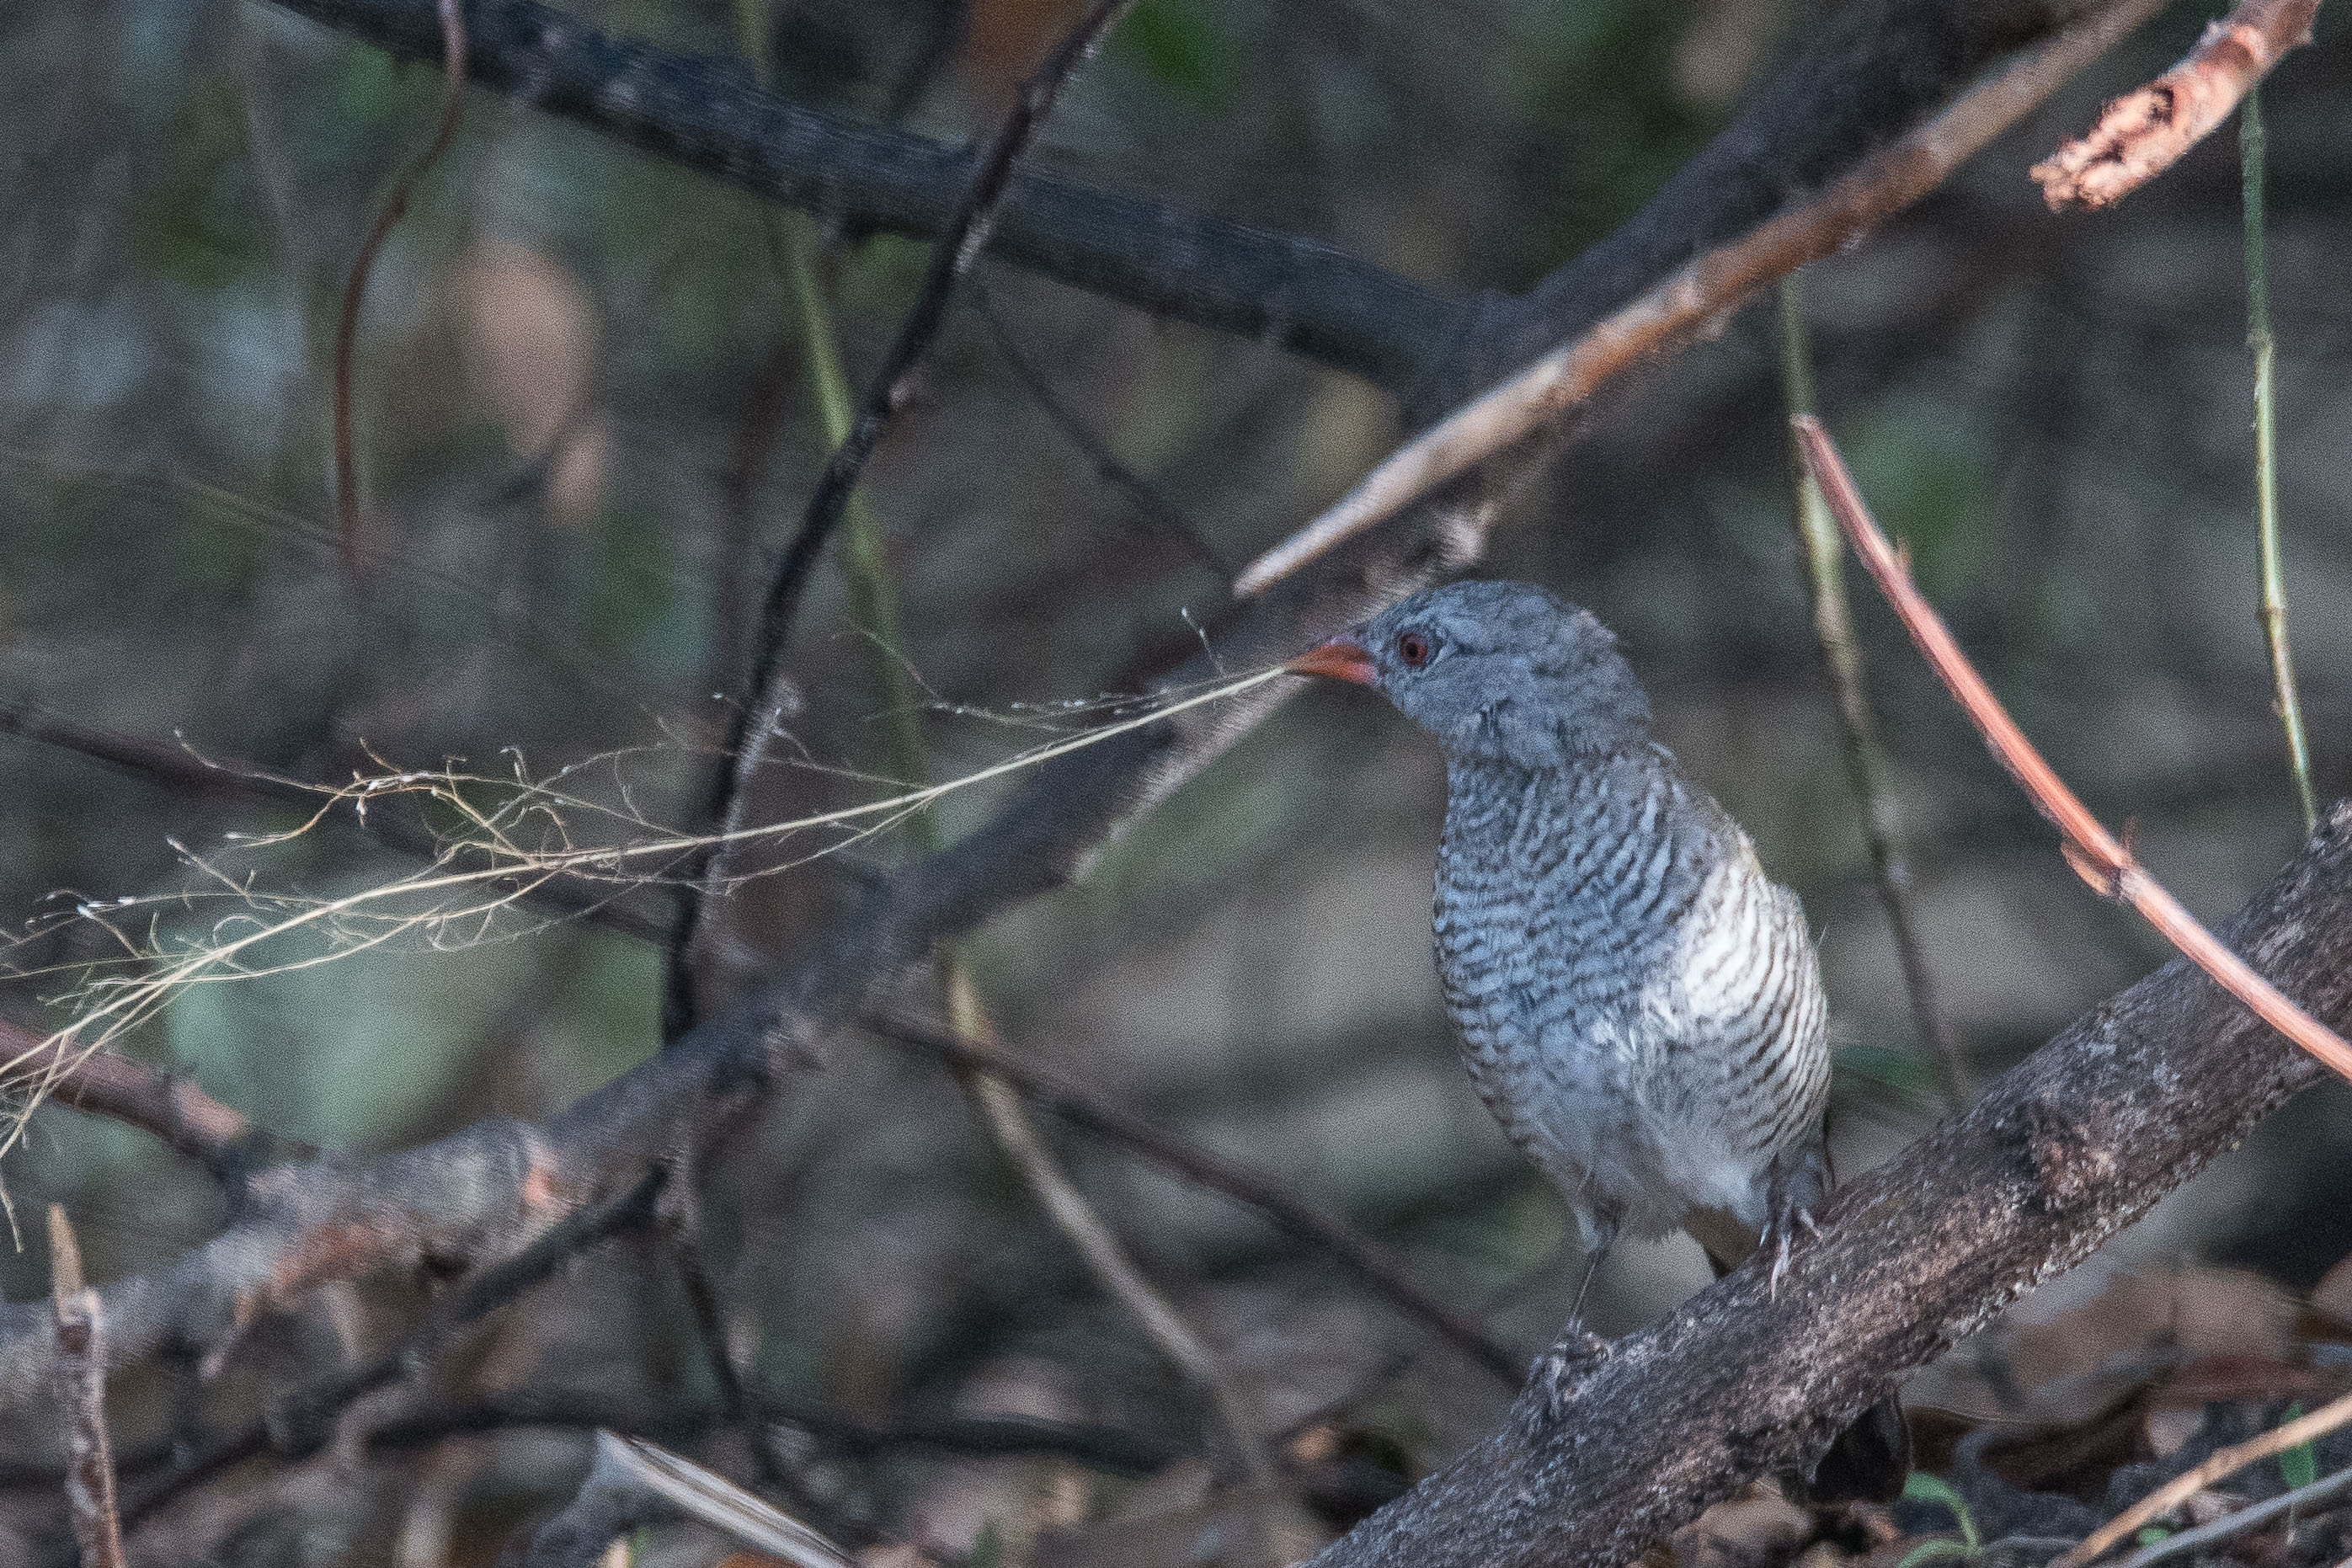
[1229, 0, 2165, 598]
[1793, 415, 2352, 1087]
[1776, 274, 1968, 1110]
[0, 666, 1288, 1155]
[2052, 1384, 2352, 1567]
[2030, 0, 2321, 211]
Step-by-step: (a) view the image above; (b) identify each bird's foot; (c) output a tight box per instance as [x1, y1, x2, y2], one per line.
[1761, 1206, 1820, 1299]
[1525, 1329, 1609, 1429]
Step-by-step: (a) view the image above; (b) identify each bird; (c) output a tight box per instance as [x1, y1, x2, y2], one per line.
[1288, 579, 1906, 1499]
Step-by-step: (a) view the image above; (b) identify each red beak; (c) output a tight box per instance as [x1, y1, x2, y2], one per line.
[1287, 632, 1378, 685]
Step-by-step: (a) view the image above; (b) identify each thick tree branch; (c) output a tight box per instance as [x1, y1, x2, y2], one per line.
[1307, 808, 2352, 1568]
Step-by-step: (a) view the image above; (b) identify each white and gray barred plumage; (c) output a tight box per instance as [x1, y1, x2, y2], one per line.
[1321, 580, 1833, 1258]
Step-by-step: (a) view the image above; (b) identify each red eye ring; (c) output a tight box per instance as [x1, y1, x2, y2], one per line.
[1396, 631, 1432, 668]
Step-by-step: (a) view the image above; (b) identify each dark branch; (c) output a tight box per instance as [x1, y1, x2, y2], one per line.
[264, 0, 1460, 392]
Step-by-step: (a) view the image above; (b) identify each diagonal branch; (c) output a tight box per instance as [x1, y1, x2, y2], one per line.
[1306, 807, 2352, 1568]
[1795, 415, 2352, 1085]
[1231, 0, 2166, 596]
[868, 1011, 1521, 1383]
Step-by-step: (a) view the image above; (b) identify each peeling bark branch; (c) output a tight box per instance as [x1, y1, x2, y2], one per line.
[2030, 0, 2322, 211]
[1308, 806, 2352, 1568]
[47, 1208, 125, 1568]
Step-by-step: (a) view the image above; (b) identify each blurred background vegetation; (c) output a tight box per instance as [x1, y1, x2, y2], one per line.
[2, 0, 2349, 1561]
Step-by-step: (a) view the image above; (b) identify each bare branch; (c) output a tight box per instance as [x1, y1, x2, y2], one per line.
[47, 1208, 125, 1568]
[2030, 0, 2322, 211]
[2055, 1382, 2352, 1567]
[507, 1432, 856, 1568]
[3, 1020, 261, 1179]
[1795, 415, 2352, 1085]
[1232, 0, 2167, 597]
[1308, 807, 2352, 1568]
[265, 0, 1459, 392]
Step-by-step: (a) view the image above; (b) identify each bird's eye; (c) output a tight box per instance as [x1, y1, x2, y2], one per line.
[1396, 631, 1432, 668]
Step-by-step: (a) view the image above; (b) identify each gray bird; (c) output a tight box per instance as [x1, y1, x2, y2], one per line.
[1291, 579, 1831, 1309]
[1291, 579, 1907, 1499]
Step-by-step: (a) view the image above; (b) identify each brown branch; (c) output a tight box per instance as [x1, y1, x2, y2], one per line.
[1230, 0, 2166, 597]
[2029, 0, 2322, 211]
[1306, 807, 2352, 1568]
[0, 997, 766, 1421]
[867, 1011, 1522, 1384]
[3, 1020, 259, 1178]
[47, 1208, 125, 1568]
[1795, 415, 2352, 1085]
[663, 0, 1140, 1042]
[329, 0, 468, 570]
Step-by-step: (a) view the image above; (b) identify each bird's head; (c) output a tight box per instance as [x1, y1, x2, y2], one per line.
[1288, 580, 1651, 770]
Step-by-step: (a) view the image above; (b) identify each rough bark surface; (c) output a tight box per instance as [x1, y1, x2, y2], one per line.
[1310, 805, 2352, 1568]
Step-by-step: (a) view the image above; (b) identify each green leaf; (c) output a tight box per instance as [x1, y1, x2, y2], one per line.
[2136, 1527, 2173, 1549]
[1895, 1539, 1980, 1568]
[1903, 1473, 1981, 1552]
[1117, 0, 1243, 113]
[2281, 1401, 2317, 1491]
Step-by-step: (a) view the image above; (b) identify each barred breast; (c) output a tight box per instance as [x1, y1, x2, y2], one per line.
[1432, 745, 1831, 1241]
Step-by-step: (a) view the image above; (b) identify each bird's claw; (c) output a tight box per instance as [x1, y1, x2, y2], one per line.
[1762, 1207, 1819, 1299]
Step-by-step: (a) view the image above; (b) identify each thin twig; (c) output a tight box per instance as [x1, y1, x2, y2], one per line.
[1776, 275, 1967, 1110]
[3, 1019, 261, 1179]
[942, 968, 1277, 1487]
[2030, 0, 2322, 211]
[865, 1009, 1520, 1383]
[973, 285, 1233, 579]
[1229, 0, 2166, 598]
[1794, 416, 2352, 1086]
[330, 0, 469, 571]
[2052, 1384, 2352, 1567]
[2242, 84, 2318, 835]
[48, 1208, 126, 1568]
[665, 0, 1136, 1037]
